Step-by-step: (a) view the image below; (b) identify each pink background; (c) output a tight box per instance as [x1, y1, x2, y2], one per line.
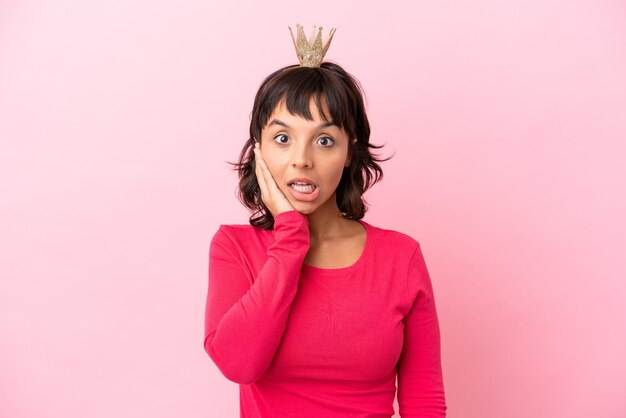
[1, 1, 625, 417]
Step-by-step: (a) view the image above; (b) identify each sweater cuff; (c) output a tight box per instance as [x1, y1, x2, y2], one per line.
[273, 210, 308, 227]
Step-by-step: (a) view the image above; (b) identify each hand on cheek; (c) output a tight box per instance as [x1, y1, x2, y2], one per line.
[253, 141, 296, 217]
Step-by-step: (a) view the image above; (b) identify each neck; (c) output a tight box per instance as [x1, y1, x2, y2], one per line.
[302, 192, 348, 243]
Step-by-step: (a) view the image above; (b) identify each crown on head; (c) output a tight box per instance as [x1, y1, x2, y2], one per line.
[288, 23, 336, 68]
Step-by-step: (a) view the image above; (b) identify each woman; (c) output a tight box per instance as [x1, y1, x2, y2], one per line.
[204, 25, 447, 418]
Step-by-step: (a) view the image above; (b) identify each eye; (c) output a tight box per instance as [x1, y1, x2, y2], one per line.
[318, 136, 335, 147]
[272, 134, 335, 147]
[273, 133, 289, 144]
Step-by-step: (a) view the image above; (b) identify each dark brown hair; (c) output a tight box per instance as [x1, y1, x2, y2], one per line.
[227, 61, 393, 230]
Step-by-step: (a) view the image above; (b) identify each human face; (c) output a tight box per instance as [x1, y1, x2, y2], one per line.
[258, 96, 353, 215]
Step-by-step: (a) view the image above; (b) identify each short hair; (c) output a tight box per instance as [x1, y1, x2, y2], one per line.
[227, 61, 392, 230]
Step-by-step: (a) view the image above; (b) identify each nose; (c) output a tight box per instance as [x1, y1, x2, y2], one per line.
[290, 141, 312, 168]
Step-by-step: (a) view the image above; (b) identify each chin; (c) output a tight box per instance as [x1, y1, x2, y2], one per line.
[290, 201, 313, 211]
[285, 188, 331, 212]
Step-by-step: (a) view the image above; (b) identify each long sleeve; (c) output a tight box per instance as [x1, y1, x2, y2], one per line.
[203, 210, 310, 384]
[397, 243, 447, 417]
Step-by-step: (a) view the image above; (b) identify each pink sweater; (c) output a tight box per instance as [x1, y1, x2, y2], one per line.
[204, 210, 447, 417]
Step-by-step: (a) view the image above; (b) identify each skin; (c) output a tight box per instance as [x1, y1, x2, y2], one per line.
[252, 95, 364, 255]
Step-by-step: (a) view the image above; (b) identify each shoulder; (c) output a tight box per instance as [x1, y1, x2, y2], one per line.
[364, 221, 430, 305]
[208, 222, 270, 269]
[215, 222, 259, 239]
[209, 221, 270, 261]
[212, 221, 267, 246]
[365, 221, 421, 257]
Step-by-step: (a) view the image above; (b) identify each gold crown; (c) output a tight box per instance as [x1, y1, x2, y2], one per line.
[288, 23, 336, 68]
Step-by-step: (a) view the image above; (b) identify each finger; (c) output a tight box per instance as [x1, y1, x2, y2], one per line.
[254, 146, 269, 201]
[256, 151, 281, 196]
[255, 146, 286, 211]
[255, 144, 272, 186]
[254, 145, 275, 188]
[255, 143, 288, 211]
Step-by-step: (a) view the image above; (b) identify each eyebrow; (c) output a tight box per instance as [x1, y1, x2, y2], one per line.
[267, 119, 338, 129]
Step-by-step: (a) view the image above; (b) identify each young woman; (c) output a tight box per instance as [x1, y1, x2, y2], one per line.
[204, 27, 447, 418]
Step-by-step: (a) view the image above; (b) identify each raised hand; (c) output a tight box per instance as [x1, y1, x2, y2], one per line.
[253, 140, 297, 217]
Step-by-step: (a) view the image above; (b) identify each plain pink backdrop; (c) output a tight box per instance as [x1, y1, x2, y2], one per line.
[1, 1, 625, 417]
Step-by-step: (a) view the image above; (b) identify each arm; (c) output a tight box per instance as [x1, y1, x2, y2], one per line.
[203, 210, 310, 384]
[397, 244, 447, 417]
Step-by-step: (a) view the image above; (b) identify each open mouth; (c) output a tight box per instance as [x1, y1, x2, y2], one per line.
[288, 182, 317, 194]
